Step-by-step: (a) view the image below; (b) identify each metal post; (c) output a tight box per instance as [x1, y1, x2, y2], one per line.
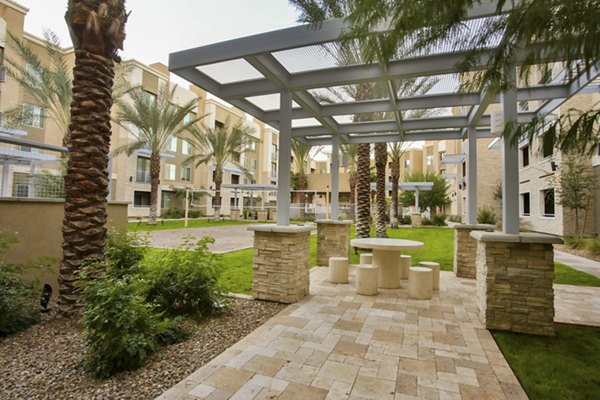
[277, 91, 292, 225]
[502, 64, 520, 234]
[331, 135, 340, 220]
[1, 161, 9, 196]
[415, 189, 420, 211]
[467, 126, 478, 224]
[184, 188, 189, 228]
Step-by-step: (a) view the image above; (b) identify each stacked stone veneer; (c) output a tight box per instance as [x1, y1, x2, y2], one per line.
[453, 224, 495, 278]
[471, 231, 562, 336]
[411, 213, 422, 227]
[316, 220, 351, 266]
[249, 225, 312, 303]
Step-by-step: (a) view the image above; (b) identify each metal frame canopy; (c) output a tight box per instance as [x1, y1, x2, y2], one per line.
[169, 1, 599, 228]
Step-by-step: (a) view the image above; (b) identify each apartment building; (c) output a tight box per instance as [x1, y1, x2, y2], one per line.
[0, 0, 280, 218]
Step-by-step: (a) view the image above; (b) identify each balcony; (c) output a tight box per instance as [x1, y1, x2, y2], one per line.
[135, 170, 151, 183]
[270, 151, 278, 160]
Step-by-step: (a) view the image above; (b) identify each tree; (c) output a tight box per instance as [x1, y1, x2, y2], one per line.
[347, 0, 600, 154]
[113, 83, 202, 225]
[5, 30, 133, 147]
[555, 157, 597, 237]
[341, 143, 358, 205]
[399, 171, 451, 215]
[60, 0, 128, 315]
[291, 139, 311, 199]
[185, 119, 254, 218]
[388, 142, 407, 227]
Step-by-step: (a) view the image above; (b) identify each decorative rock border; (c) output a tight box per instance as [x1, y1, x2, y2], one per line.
[453, 224, 495, 278]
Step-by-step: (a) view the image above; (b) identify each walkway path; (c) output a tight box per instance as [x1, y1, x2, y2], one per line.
[157, 269, 528, 400]
[144, 225, 255, 253]
[555, 250, 600, 278]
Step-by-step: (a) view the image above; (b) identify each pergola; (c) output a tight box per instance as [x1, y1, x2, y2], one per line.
[169, 1, 600, 233]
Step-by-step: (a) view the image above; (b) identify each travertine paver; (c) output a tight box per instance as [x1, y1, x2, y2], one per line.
[156, 269, 529, 400]
[554, 284, 600, 327]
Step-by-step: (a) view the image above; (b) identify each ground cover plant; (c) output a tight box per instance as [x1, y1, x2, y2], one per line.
[493, 324, 600, 400]
[128, 218, 260, 232]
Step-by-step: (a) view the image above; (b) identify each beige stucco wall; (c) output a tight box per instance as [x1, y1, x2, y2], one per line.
[0, 198, 128, 294]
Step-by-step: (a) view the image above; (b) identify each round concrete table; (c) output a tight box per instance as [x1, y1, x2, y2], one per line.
[351, 238, 424, 289]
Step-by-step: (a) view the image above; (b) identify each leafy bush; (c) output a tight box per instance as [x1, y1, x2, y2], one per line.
[422, 217, 433, 226]
[401, 215, 412, 225]
[188, 210, 201, 218]
[80, 265, 185, 378]
[477, 206, 497, 225]
[106, 229, 147, 277]
[448, 214, 462, 223]
[0, 232, 44, 336]
[143, 237, 226, 318]
[432, 214, 447, 226]
[585, 239, 600, 256]
[161, 207, 184, 219]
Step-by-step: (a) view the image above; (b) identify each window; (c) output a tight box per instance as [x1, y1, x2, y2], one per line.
[25, 63, 42, 87]
[142, 90, 156, 103]
[164, 164, 176, 180]
[248, 139, 257, 151]
[251, 159, 257, 170]
[23, 103, 44, 128]
[542, 189, 555, 217]
[168, 136, 177, 152]
[183, 112, 195, 125]
[521, 145, 530, 167]
[215, 120, 224, 129]
[133, 191, 151, 207]
[182, 139, 192, 155]
[271, 162, 277, 178]
[181, 166, 191, 182]
[462, 161, 466, 178]
[271, 144, 278, 159]
[426, 155, 434, 166]
[231, 174, 240, 184]
[161, 192, 171, 208]
[404, 159, 410, 169]
[136, 157, 151, 183]
[521, 193, 530, 216]
[542, 134, 553, 158]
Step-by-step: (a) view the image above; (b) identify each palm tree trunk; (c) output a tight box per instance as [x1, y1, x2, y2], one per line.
[356, 143, 371, 238]
[374, 143, 388, 238]
[60, 50, 115, 315]
[391, 159, 400, 228]
[148, 152, 160, 225]
[214, 170, 223, 219]
[349, 171, 357, 206]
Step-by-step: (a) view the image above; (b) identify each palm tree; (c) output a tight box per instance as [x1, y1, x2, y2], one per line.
[60, 0, 128, 315]
[5, 30, 133, 147]
[374, 142, 387, 237]
[341, 143, 358, 205]
[113, 83, 202, 225]
[184, 119, 254, 218]
[388, 142, 405, 228]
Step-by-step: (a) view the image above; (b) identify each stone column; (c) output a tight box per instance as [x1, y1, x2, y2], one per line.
[411, 213, 422, 227]
[248, 225, 313, 303]
[453, 224, 495, 278]
[471, 231, 562, 336]
[230, 209, 240, 220]
[257, 210, 268, 221]
[316, 220, 351, 266]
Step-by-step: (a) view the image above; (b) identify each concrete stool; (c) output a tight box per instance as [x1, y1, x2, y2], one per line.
[328, 257, 349, 284]
[409, 267, 433, 300]
[359, 253, 373, 265]
[356, 265, 378, 296]
[419, 261, 440, 290]
[399, 255, 412, 280]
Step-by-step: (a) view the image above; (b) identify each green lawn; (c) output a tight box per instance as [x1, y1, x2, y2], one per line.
[493, 324, 600, 400]
[554, 262, 600, 287]
[128, 219, 262, 232]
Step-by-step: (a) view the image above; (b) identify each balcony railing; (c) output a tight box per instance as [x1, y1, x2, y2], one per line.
[135, 170, 151, 183]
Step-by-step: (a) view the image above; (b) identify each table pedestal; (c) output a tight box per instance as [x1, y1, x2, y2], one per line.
[373, 249, 402, 289]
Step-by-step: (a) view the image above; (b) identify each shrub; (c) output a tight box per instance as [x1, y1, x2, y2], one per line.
[161, 207, 184, 219]
[477, 206, 497, 225]
[401, 215, 412, 225]
[0, 232, 42, 336]
[80, 264, 185, 378]
[188, 210, 201, 218]
[106, 229, 147, 277]
[422, 217, 433, 226]
[584, 239, 600, 256]
[143, 237, 226, 319]
[448, 214, 462, 223]
[432, 214, 447, 226]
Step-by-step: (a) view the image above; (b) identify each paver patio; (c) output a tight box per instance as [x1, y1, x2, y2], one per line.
[157, 267, 531, 400]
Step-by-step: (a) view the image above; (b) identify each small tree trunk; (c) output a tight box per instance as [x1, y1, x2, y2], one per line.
[391, 160, 400, 228]
[375, 142, 387, 238]
[214, 171, 223, 220]
[356, 143, 371, 238]
[148, 152, 160, 225]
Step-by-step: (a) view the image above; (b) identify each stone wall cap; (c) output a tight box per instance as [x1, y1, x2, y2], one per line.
[454, 224, 496, 230]
[247, 224, 314, 233]
[315, 219, 353, 225]
[470, 231, 563, 244]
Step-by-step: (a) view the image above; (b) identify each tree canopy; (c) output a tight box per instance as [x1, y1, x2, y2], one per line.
[399, 171, 451, 214]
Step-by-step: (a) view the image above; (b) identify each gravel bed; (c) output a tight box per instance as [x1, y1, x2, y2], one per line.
[0, 298, 288, 400]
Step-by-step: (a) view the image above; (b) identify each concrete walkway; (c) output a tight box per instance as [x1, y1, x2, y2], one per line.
[555, 250, 600, 278]
[143, 225, 256, 254]
[157, 269, 528, 400]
